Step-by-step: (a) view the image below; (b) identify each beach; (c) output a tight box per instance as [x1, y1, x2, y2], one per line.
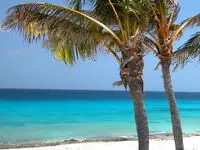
[3, 136, 200, 150]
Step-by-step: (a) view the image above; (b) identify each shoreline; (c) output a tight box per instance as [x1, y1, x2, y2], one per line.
[1, 132, 200, 149]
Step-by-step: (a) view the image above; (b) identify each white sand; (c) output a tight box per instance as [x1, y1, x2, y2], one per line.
[5, 136, 200, 150]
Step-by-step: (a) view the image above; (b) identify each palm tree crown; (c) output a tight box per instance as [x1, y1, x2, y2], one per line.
[2, 0, 151, 66]
[143, 0, 200, 65]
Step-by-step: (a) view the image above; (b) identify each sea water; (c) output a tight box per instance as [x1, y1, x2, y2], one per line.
[0, 89, 200, 145]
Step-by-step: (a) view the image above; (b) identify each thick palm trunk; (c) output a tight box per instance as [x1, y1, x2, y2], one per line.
[161, 58, 184, 150]
[125, 39, 149, 150]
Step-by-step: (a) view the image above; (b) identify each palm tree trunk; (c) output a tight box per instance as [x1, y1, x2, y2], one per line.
[161, 58, 184, 150]
[125, 39, 149, 150]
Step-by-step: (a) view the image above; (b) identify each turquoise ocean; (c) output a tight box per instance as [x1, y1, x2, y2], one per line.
[0, 89, 200, 146]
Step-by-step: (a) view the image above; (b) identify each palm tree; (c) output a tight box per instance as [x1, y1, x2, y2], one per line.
[2, 1, 152, 149]
[143, 0, 200, 149]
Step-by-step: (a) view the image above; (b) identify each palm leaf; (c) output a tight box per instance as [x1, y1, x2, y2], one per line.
[2, 2, 122, 45]
[170, 13, 200, 42]
[143, 35, 161, 53]
[66, 0, 96, 10]
[173, 32, 200, 68]
[94, 0, 151, 32]
[2, 2, 124, 64]
[180, 13, 200, 28]
[43, 35, 100, 64]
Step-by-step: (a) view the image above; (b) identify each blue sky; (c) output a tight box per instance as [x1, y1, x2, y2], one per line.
[0, 0, 200, 92]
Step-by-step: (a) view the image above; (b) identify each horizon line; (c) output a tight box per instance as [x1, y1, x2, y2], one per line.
[0, 88, 199, 93]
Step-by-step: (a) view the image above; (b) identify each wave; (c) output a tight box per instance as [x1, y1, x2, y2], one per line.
[1, 132, 200, 149]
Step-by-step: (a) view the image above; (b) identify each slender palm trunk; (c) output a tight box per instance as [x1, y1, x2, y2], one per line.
[161, 58, 184, 150]
[125, 39, 149, 150]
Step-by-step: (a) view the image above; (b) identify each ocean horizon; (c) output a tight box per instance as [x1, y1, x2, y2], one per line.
[0, 89, 200, 146]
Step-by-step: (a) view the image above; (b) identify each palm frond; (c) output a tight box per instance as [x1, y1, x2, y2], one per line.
[143, 35, 161, 53]
[171, 4, 180, 23]
[43, 35, 100, 64]
[67, 0, 86, 9]
[149, 0, 170, 42]
[102, 41, 121, 64]
[170, 13, 200, 42]
[2, 2, 127, 64]
[2, 2, 123, 64]
[173, 32, 200, 68]
[169, 23, 183, 40]
[94, 0, 151, 33]
[180, 13, 200, 28]
[2, 2, 122, 45]
[66, 0, 96, 10]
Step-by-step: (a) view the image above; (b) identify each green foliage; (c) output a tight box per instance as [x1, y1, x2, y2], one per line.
[141, 0, 200, 70]
[67, 0, 95, 10]
[2, 3, 111, 64]
[180, 13, 200, 29]
[2, 0, 152, 65]
[173, 32, 200, 69]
